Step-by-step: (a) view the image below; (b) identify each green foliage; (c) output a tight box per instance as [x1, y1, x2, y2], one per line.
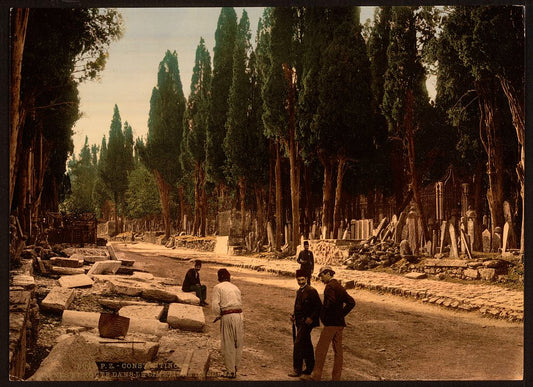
[262, 7, 295, 142]
[99, 105, 129, 199]
[183, 38, 212, 171]
[139, 50, 186, 186]
[223, 10, 253, 182]
[205, 7, 238, 185]
[62, 137, 98, 214]
[382, 6, 429, 133]
[312, 7, 374, 159]
[125, 162, 162, 218]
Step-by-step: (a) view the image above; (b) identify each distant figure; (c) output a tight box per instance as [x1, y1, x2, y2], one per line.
[297, 240, 314, 285]
[301, 265, 356, 381]
[212, 268, 243, 379]
[182, 260, 208, 306]
[289, 269, 322, 378]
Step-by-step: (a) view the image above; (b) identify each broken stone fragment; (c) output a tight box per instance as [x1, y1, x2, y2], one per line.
[87, 260, 122, 276]
[167, 303, 205, 332]
[58, 274, 93, 288]
[40, 287, 75, 312]
[50, 256, 84, 268]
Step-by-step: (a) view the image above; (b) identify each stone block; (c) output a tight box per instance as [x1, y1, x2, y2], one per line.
[405, 272, 427, 279]
[175, 290, 201, 305]
[62, 310, 169, 337]
[12, 274, 35, 289]
[167, 303, 205, 332]
[142, 286, 179, 303]
[76, 254, 109, 264]
[463, 268, 480, 280]
[168, 349, 210, 380]
[80, 331, 159, 363]
[58, 274, 94, 288]
[479, 268, 496, 281]
[98, 298, 158, 311]
[119, 305, 165, 320]
[130, 272, 154, 281]
[41, 287, 75, 312]
[214, 236, 229, 255]
[28, 335, 99, 381]
[106, 243, 117, 260]
[87, 260, 122, 276]
[51, 266, 86, 275]
[50, 257, 84, 268]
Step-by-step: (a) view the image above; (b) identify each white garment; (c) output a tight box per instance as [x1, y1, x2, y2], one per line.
[212, 281, 244, 373]
[211, 281, 243, 317]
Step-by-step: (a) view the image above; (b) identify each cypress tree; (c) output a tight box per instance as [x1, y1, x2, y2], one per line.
[183, 37, 212, 236]
[137, 50, 186, 239]
[205, 7, 238, 199]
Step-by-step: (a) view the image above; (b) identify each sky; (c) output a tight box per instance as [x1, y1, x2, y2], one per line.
[72, 7, 376, 155]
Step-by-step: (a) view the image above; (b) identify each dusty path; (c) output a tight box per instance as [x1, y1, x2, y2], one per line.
[115, 243, 523, 381]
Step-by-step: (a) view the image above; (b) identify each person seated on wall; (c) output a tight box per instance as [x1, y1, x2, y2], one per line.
[182, 260, 208, 306]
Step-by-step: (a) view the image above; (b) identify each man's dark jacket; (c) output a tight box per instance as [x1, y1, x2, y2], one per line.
[182, 268, 201, 292]
[294, 284, 322, 328]
[320, 278, 356, 326]
[297, 249, 314, 276]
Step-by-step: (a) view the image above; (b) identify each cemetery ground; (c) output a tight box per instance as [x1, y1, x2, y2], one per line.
[28, 240, 523, 382]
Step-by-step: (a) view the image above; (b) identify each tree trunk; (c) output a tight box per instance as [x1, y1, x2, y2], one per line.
[9, 8, 30, 211]
[404, 90, 429, 243]
[332, 156, 347, 238]
[113, 192, 119, 236]
[255, 186, 265, 244]
[283, 64, 300, 253]
[472, 159, 485, 251]
[274, 139, 283, 251]
[319, 151, 334, 239]
[199, 163, 207, 237]
[476, 79, 505, 236]
[192, 162, 200, 235]
[390, 139, 406, 214]
[302, 163, 312, 238]
[178, 184, 185, 233]
[154, 170, 171, 239]
[238, 176, 247, 238]
[498, 76, 525, 255]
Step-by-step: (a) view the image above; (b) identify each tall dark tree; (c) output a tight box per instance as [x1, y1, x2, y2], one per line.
[312, 7, 374, 237]
[262, 6, 301, 252]
[224, 10, 253, 237]
[9, 8, 122, 246]
[137, 50, 186, 239]
[99, 105, 128, 235]
[183, 38, 212, 236]
[382, 6, 432, 247]
[205, 7, 238, 205]
[447, 5, 524, 254]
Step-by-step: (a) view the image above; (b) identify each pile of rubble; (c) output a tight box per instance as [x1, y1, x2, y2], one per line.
[343, 240, 405, 271]
[15, 244, 214, 381]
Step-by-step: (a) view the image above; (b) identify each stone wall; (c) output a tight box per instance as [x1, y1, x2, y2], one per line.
[9, 260, 39, 380]
[418, 258, 516, 283]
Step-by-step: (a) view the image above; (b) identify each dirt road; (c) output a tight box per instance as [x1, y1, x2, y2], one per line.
[116, 243, 523, 381]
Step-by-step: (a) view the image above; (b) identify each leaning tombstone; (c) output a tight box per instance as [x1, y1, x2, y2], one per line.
[449, 223, 459, 258]
[439, 221, 447, 254]
[502, 222, 510, 253]
[492, 227, 502, 252]
[482, 229, 491, 253]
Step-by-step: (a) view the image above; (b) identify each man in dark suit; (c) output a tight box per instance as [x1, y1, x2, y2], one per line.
[288, 269, 322, 377]
[297, 240, 314, 285]
[182, 260, 208, 306]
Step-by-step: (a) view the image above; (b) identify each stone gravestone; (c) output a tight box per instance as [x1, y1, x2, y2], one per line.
[502, 222, 510, 253]
[407, 207, 419, 255]
[482, 229, 491, 253]
[492, 227, 502, 252]
[459, 218, 467, 255]
[466, 206, 477, 251]
[395, 211, 407, 244]
[503, 201, 516, 249]
[439, 221, 447, 254]
[310, 222, 317, 240]
[448, 223, 459, 258]
[266, 222, 274, 248]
